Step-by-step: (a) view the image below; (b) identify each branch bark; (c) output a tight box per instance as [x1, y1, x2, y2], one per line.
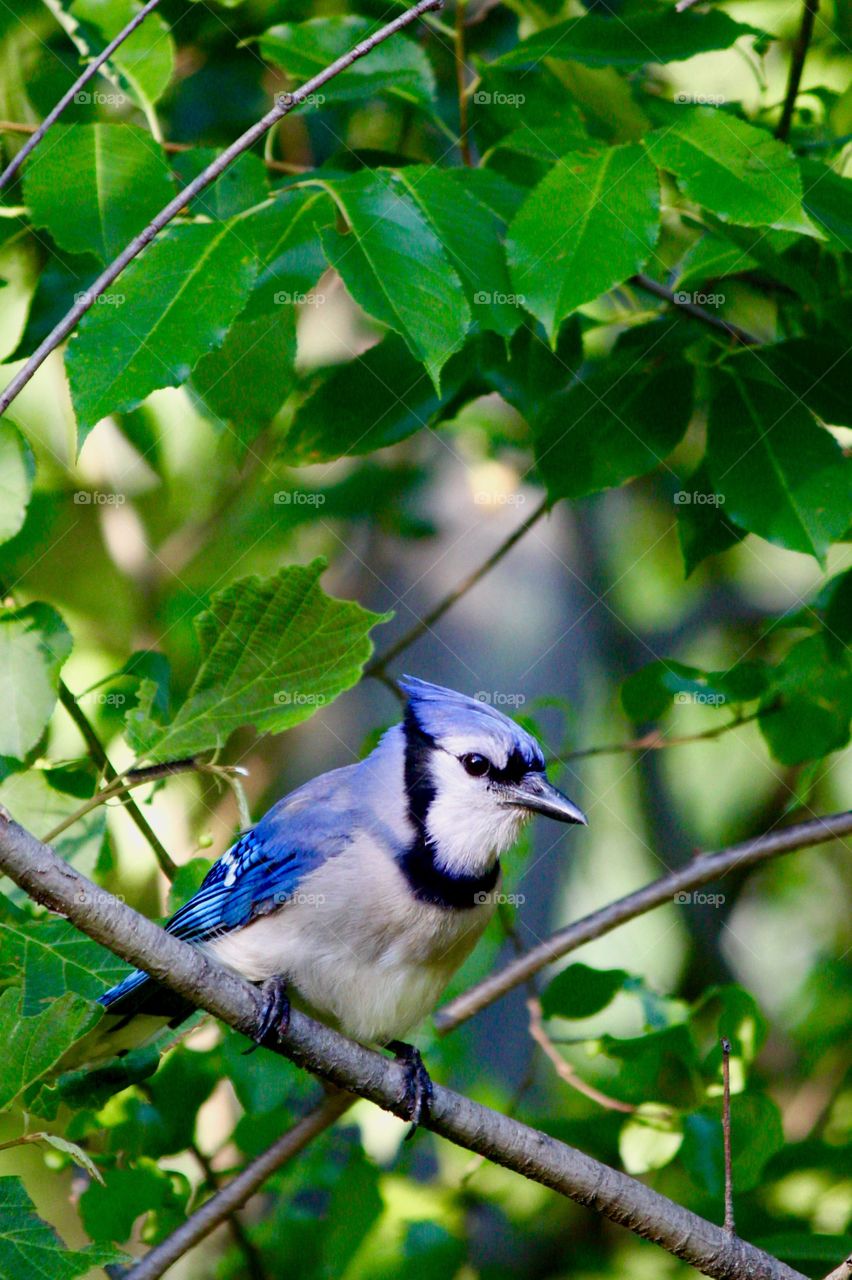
[0, 812, 808, 1280]
[435, 810, 852, 1032]
[0, 0, 443, 419]
[0, 0, 164, 192]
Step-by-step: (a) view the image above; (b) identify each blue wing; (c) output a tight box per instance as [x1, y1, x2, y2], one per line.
[100, 778, 356, 1016]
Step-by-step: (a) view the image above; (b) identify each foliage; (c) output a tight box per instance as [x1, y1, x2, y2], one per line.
[0, 0, 850, 1274]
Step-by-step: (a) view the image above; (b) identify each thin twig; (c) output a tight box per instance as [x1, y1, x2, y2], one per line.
[435, 811, 852, 1032]
[187, 1142, 267, 1280]
[126, 1091, 354, 1280]
[0, 813, 809, 1280]
[527, 995, 635, 1113]
[0, 0, 444, 418]
[632, 274, 760, 345]
[58, 681, 179, 879]
[454, 0, 472, 166]
[561, 709, 765, 762]
[366, 495, 549, 679]
[721, 1037, 735, 1235]
[776, 0, 820, 141]
[0, 0, 164, 192]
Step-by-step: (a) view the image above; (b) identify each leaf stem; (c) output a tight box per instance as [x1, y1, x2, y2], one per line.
[0, 0, 164, 193]
[454, 0, 473, 166]
[721, 1036, 735, 1235]
[0, 0, 444, 418]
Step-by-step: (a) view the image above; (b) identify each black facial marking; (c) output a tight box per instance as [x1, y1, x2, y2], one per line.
[400, 706, 500, 910]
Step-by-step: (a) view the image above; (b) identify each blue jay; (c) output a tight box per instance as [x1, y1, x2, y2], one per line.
[99, 677, 586, 1126]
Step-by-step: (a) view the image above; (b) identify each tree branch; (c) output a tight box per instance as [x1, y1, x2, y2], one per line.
[0, 0, 444, 419]
[775, 0, 820, 141]
[58, 681, 178, 879]
[526, 994, 635, 1113]
[632, 274, 760, 345]
[366, 495, 549, 679]
[434, 810, 852, 1032]
[125, 1091, 355, 1280]
[0, 812, 809, 1280]
[560, 707, 766, 762]
[0, 0, 164, 193]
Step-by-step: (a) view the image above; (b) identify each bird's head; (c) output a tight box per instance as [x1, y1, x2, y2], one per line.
[399, 676, 586, 878]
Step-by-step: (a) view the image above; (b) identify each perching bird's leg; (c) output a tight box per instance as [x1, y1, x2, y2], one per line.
[387, 1039, 433, 1138]
[244, 975, 290, 1054]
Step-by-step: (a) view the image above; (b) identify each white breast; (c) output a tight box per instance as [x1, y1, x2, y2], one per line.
[205, 835, 498, 1044]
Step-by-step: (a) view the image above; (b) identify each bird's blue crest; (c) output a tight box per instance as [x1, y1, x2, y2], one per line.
[399, 675, 545, 772]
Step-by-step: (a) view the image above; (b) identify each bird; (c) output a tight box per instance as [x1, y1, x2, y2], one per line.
[97, 676, 587, 1128]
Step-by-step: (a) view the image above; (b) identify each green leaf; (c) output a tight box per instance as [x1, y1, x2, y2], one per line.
[676, 458, 747, 576]
[746, 338, 852, 428]
[170, 149, 267, 220]
[0, 419, 34, 546]
[23, 124, 174, 264]
[49, 0, 174, 115]
[65, 221, 258, 439]
[541, 962, 628, 1019]
[619, 1104, 683, 1175]
[497, 10, 764, 70]
[79, 1158, 190, 1244]
[0, 1177, 126, 1280]
[681, 1096, 783, 1194]
[0, 768, 107, 884]
[478, 320, 583, 420]
[241, 191, 336, 319]
[283, 335, 463, 464]
[0, 604, 72, 759]
[0, 919, 127, 1017]
[395, 167, 521, 338]
[598, 1024, 698, 1106]
[759, 634, 852, 765]
[675, 231, 758, 290]
[800, 158, 852, 251]
[320, 171, 470, 390]
[622, 660, 768, 723]
[125, 559, 387, 761]
[752, 1235, 852, 1266]
[259, 16, 435, 107]
[645, 111, 814, 233]
[0, 989, 99, 1109]
[507, 145, 660, 339]
[192, 306, 297, 439]
[534, 352, 692, 500]
[706, 366, 852, 563]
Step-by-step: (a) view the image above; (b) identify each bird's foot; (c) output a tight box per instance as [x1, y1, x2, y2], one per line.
[244, 975, 290, 1054]
[387, 1039, 433, 1139]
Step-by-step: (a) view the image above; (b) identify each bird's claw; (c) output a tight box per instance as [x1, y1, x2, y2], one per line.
[244, 975, 290, 1054]
[388, 1040, 433, 1139]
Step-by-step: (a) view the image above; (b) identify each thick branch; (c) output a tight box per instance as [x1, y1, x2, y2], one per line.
[0, 0, 164, 192]
[435, 810, 852, 1032]
[366, 496, 549, 679]
[776, 0, 820, 141]
[0, 812, 807, 1280]
[0, 0, 443, 418]
[126, 1092, 355, 1280]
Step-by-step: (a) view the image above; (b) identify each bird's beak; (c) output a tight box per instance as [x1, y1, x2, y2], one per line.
[503, 772, 588, 825]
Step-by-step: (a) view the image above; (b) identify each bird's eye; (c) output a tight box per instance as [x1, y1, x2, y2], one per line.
[461, 752, 490, 777]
